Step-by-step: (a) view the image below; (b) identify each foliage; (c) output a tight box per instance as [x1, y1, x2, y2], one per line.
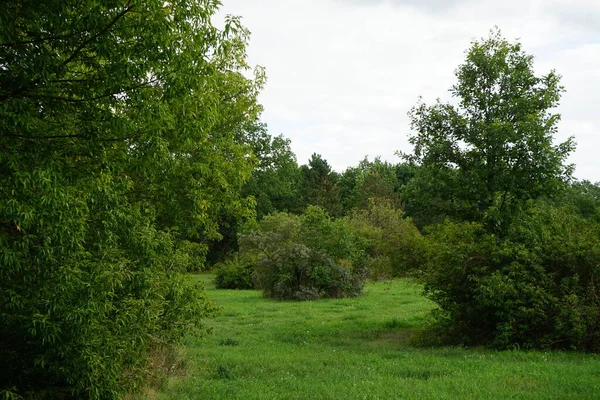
[206, 129, 301, 265]
[238, 212, 302, 261]
[0, 0, 261, 397]
[207, 127, 300, 265]
[299, 205, 358, 263]
[558, 180, 600, 222]
[253, 244, 363, 301]
[298, 154, 342, 216]
[338, 157, 406, 213]
[404, 29, 574, 231]
[242, 125, 301, 218]
[418, 204, 600, 351]
[238, 208, 365, 300]
[214, 257, 255, 290]
[349, 200, 423, 279]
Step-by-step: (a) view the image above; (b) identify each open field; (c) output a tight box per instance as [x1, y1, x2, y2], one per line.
[154, 274, 600, 399]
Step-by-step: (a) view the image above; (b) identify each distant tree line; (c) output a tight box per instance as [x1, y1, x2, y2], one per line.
[215, 29, 600, 354]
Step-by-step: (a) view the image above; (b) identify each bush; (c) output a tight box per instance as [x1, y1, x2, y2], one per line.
[349, 200, 423, 279]
[418, 204, 600, 351]
[239, 208, 365, 300]
[300, 205, 356, 262]
[254, 244, 363, 300]
[214, 257, 255, 290]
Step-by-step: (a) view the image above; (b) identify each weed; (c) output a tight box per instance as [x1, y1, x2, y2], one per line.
[219, 338, 240, 347]
[215, 365, 235, 380]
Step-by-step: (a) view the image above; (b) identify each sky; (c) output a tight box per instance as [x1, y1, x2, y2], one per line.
[216, 0, 600, 181]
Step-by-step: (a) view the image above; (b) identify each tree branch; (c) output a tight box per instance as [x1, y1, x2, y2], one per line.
[57, 2, 134, 71]
[25, 78, 159, 103]
[0, 2, 134, 103]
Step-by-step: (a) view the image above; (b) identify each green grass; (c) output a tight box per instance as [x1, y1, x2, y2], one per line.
[155, 274, 600, 399]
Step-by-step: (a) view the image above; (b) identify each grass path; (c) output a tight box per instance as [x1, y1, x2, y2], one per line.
[156, 274, 599, 399]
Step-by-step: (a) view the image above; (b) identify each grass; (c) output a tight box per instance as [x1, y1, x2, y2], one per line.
[153, 274, 600, 399]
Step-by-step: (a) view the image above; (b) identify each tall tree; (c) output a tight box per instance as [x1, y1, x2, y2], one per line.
[404, 29, 574, 231]
[299, 153, 342, 216]
[207, 125, 300, 264]
[242, 125, 300, 218]
[0, 1, 262, 397]
[406, 30, 597, 351]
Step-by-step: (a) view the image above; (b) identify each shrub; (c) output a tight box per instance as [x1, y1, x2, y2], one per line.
[254, 244, 363, 300]
[214, 257, 255, 290]
[419, 204, 600, 351]
[239, 208, 365, 300]
[349, 200, 423, 279]
[300, 205, 356, 262]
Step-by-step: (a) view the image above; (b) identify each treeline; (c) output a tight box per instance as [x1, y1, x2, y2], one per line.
[213, 30, 600, 356]
[215, 130, 600, 353]
[209, 139, 419, 261]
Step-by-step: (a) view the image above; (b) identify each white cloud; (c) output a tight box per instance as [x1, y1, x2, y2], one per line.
[217, 0, 600, 181]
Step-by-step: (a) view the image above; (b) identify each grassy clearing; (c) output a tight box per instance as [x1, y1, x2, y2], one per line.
[154, 274, 599, 399]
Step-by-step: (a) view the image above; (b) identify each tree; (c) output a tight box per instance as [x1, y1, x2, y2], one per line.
[407, 30, 600, 351]
[338, 157, 404, 212]
[0, 1, 262, 397]
[299, 153, 342, 215]
[558, 180, 600, 222]
[207, 125, 300, 264]
[404, 29, 575, 231]
[242, 125, 301, 218]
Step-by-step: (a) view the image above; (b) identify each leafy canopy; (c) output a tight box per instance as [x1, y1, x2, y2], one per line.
[1, 0, 263, 397]
[299, 153, 342, 216]
[404, 28, 574, 230]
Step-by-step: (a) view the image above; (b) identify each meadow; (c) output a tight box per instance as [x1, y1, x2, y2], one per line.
[150, 274, 600, 399]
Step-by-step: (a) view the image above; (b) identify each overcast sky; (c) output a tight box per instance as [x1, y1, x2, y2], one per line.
[217, 0, 600, 181]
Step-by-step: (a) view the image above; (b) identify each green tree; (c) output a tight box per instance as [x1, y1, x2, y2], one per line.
[558, 180, 600, 222]
[207, 125, 300, 264]
[404, 29, 574, 231]
[406, 29, 600, 351]
[338, 157, 404, 212]
[242, 125, 300, 218]
[299, 153, 342, 216]
[0, 1, 262, 397]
